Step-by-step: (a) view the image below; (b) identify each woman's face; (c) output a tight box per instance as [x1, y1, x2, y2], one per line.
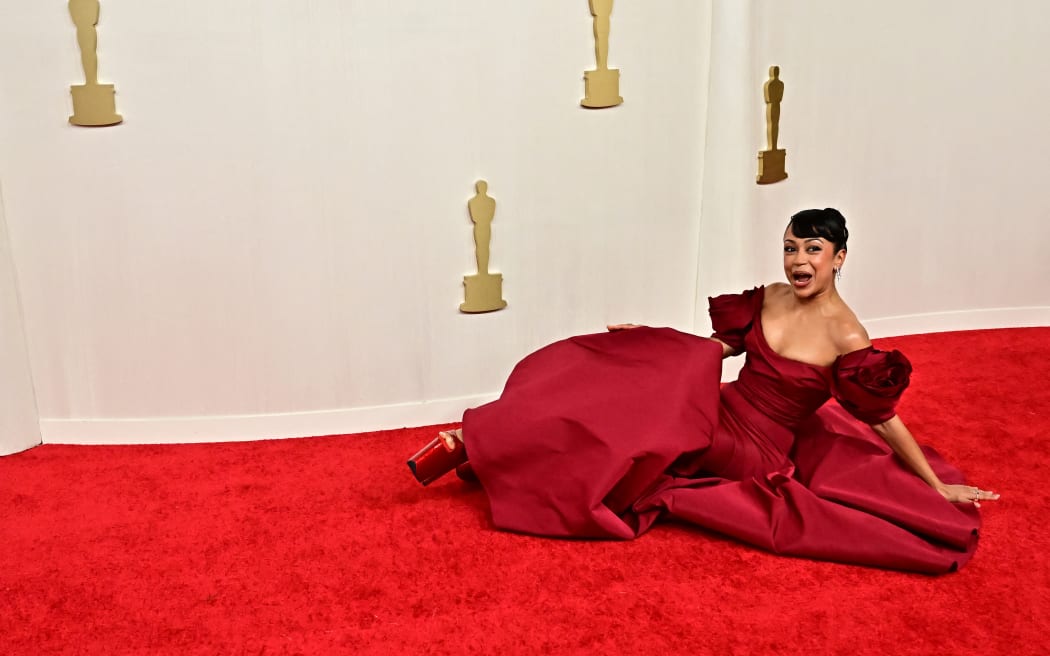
[782, 226, 846, 298]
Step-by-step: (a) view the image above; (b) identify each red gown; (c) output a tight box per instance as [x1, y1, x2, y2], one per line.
[463, 287, 980, 573]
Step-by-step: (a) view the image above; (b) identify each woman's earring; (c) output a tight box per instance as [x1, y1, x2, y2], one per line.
[834, 268, 842, 282]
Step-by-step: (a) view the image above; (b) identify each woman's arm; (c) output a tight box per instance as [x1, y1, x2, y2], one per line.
[871, 415, 999, 506]
[708, 337, 738, 359]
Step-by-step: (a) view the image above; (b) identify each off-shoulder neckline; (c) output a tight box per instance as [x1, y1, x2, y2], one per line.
[753, 285, 874, 371]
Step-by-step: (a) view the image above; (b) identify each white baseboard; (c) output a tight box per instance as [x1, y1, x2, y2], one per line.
[40, 392, 497, 445]
[863, 306, 1050, 339]
[36, 307, 1049, 446]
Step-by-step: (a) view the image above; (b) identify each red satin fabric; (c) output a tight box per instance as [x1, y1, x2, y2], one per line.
[463, 288, 979, 573]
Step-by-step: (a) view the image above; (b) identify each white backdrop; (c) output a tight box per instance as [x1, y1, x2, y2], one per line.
[0, 183, 40, 455]
[696, 0, 1050, 339]
[0, 1, 711, 444]
[0, 1, 1046, 449]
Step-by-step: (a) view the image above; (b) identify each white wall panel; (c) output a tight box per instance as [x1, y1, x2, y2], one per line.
[694, 0, 761, 332]
[2, 1, 1045, 444]
[0, 183, 40, 455]
[697, 0, 1050, 335]
[0, 1, 711, 441]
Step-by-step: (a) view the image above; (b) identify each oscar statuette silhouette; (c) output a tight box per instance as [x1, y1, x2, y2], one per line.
[68, 0, 122, 126]
[460, 180, 507, 313]
[581, 0, 623, 108]
[757, 66, 787, 184]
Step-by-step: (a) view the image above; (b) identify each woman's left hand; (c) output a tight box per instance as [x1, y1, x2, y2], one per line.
[939, 483, 1000, 508]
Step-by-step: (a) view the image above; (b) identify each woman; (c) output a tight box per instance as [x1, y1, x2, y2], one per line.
[407, 208, 998, 573]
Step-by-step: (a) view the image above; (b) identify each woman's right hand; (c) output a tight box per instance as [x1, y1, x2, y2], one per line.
[607, 323, 645, 331]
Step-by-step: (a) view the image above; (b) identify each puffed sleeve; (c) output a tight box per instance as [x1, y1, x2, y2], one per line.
[832, 347, 913, 424]
[707, 286, 763, 353]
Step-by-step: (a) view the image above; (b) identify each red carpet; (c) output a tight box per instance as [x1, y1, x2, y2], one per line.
[1, 328, 1048, 655]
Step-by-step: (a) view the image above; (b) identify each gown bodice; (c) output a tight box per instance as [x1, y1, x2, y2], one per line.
[709, 286, 913, 470]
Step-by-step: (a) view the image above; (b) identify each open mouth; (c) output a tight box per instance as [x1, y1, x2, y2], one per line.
[791, 271, 813, 287]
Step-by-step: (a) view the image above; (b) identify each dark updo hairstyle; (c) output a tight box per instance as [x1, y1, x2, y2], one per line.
[787, 208, 848, 253]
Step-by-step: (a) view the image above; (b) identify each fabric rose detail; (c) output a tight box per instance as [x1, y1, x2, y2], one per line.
[848, 349, 912, 397]
[833, 348, 912, 424]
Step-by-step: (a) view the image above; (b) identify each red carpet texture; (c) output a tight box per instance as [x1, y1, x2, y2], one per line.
[1, 328, 1048, 655]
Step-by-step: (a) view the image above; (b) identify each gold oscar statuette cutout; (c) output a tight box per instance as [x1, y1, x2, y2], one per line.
[460, 180, 507, 314]
[581, 0, 623, 108]
[756, 66, 787, 184]
[68, 0, 122, 126]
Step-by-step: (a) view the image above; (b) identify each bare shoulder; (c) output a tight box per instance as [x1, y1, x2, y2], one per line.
[766, 282, 791, 295]
[830, 304, 871, 354]
[763, 282, 791, 307]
